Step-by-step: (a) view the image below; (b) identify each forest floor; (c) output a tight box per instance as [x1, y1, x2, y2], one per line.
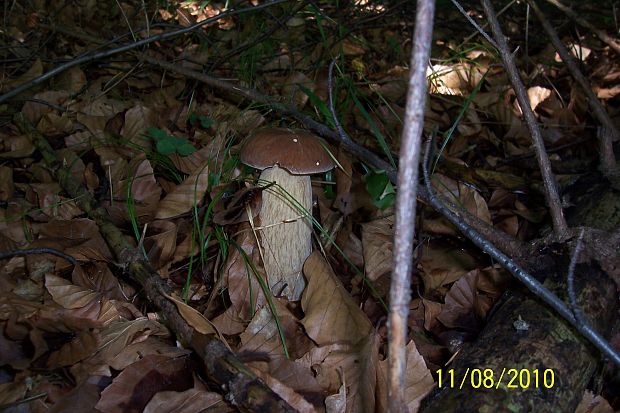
[0, 1, 619, 412]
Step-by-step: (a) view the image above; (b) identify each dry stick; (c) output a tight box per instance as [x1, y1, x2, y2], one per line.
[543, 0, 620, 56]
[422, 137, 620, 367]
[0, 248, 77, 266]
[460, 0, 516, 46]
[327, 58, 353, 148]
[481, 0, 568, 236]
[0, 0, 290, 104]
[387, 0, 435, 411]
[137, 53, 397, 182]
[451, 0, 499, 49]
[14, 113, 296, 413]
[528, 0, 618, 174]
[567, 229, 587, 325]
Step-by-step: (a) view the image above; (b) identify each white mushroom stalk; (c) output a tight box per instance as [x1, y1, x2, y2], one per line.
[240, 128, 334, 301]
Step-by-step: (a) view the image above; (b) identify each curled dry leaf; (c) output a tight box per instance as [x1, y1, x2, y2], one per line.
[249, 367, 317, 413]
[155, 159, 210, 219]
[299, 333, 380, 412]
[46, 274, 101, 309]
[0, 133, 35, 159]
[301, 251, 372, 346]
[47, 329, 99, 368]
[21, 90, 70, 123]
[376, 341, 434, 413]
[143, 220, 178, 270]
[210, 232, 270, 334]
[123, 105, 157, 148]
[153, 130, 229, 219]
[143, 388, 226, 413]
[212, 184, 264, 225]
[361, 215, 394, 282]
[240, 298, 313, 359]
[160, 290, 223, 340]
[418, 241, 478, 292]
[527, 86, 552, 113]
[95, 354, 193, 413]
[240, 306, 284, 355]
[109, 338, 191, 371]
[435, 270, 482, 330]
[427, 63, 485, 95]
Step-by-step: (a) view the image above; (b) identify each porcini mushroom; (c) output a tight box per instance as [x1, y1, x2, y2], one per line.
[240, 128, 334, 300]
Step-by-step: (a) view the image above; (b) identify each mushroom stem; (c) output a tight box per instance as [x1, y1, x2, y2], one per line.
[259, 165, 312, 300]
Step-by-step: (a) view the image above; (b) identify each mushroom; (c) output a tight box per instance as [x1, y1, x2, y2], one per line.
[240, 128, 334, 300]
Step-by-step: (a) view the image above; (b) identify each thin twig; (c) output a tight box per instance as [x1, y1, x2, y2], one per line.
[0, 248, 77, 266]
[481, 0, 568, 236]
[528, 0, 618, 174]
[328, 57, 353, 145]
[567, 229, 587, 325]
[388, 0, 435, 411]
[0, 0, 290, 104]
[543, 0, 620, 55]
[138, 53, 398, 182]
[450, 0, 498, 49]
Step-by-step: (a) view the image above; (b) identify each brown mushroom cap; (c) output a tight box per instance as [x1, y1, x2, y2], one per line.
[240, 128, 335, 175]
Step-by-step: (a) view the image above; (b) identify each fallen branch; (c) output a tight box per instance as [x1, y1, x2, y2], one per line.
[14, 113, 296, 413]
[0, 247, 77, 266]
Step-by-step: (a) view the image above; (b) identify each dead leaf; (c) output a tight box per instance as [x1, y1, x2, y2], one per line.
[376, 341, 434, 413]
[361, 215, 394, 282]
[160, 290, 220, 338]
[95, 355, 193, 413]
[301, 252, 372, 346]
[46, 274, 101, 309]
[144, 388, 227, 413]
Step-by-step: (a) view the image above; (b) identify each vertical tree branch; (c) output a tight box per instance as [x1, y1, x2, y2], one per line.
[527, 0, 617, 174]
[388, 0, 435, 411]
[481, 0, 568, 236]
[543, 0, 620, 55]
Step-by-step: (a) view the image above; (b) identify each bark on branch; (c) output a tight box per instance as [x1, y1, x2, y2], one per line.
[15, 113, 296, 413]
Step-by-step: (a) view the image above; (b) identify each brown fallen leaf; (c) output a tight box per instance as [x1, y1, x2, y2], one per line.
[301, 251, 372, 346]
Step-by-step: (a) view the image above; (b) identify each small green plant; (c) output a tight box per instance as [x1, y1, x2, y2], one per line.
[146, 127, 196, 156]
[386, 35, 403, 61]
[188, 113, 214, 129]
[299, 84, 336, 128]
[364, 170, 395, 210]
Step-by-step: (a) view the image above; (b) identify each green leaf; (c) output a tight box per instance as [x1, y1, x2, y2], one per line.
[189, 113, 214, 129]
[365, 170, 395, 209]
[176, 142, 196, 156]
[373, 192, 395, 209]
[365, 171, 388, 199]
[147, 127, 169, 141]
[350, 91, 396, 168]
[298, 84, 335, 128]
[156, 139, 177, 155]
[147, 127, 197, 156]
